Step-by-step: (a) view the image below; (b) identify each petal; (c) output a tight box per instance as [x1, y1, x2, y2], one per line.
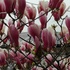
[18, 0, 26, 15]
[39, 11, 47, 29]
[28, 24, 41, 39]
[4, 0, 16, 13]
[65, 17, 70, 34]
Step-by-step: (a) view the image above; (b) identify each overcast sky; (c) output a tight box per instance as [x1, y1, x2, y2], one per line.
[22, 0, 70, 32]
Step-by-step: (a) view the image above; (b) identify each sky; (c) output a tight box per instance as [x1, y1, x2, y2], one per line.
[22, 0, 70, 32]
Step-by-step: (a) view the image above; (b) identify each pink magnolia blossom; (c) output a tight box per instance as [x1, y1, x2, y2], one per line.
[48, 27, 56, 46]
[0, 49, 6, 66]
[28, 24, 41, 39]
[34, 36, 40, 52]
[0, 0, 6, 19]
[23, 42, 33, 52]
[60, 26, 69, 43]
[46, 54, 53, 65]
[16, 0, 26, 16]
[48, 0, 63, 10]
[38, 1, 49, 15]
[52, 2, 66, 21]
[4, 0, 16, 13]
[65, 17, 70, 35]
[54, 61, 66, 70]
[39, 11, 47, 29]
[8, 21, 19, 47]
[0, 21, 3, 32]
[41, 28, 55, 51]
[25, 4, 36, 20]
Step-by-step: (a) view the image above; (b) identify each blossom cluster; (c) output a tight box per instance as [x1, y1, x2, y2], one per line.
[0, 0, 70, 70]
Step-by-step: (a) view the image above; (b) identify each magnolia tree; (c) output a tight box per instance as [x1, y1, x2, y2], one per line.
[0, 0, 70, 70]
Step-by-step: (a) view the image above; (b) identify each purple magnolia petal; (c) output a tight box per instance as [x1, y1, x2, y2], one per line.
[8, 23, 19, 47]
[25, 4, 36, 19]
[65, 17, 70, 34]
[4, 0, 16, 13]
[0, 0, 6, 19]
[28, 24, 41, 39]
[39, 11, 47, 29]
[17, 0, 26, 15]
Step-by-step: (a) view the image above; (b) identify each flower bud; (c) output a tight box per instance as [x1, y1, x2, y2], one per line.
[25, 4, 36, 19]
[48, 0, 63, 10]
[38, 1, 49, 15]
[8, 22, 19, 47]
[0, 0, 6, 19]
[0, 51, 6, 66]
[65, 17, 70, 34]
[28, 24, 41, 39]
[41, 28, 55, 51]
[39, 11, 47, 29]
[16, 0, 26, 16]
[4, 0, 16, 13]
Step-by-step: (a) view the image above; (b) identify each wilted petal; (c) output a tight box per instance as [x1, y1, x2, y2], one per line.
[39, 11, 47, 29]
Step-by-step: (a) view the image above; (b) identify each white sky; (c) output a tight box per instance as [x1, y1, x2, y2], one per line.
[22, 0, 70, 32]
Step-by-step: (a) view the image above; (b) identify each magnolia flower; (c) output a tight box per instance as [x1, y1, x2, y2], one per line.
[46, 54, 53, 65]
[8, 21, 19, 47]
[52, 2, 66, 21]
[0, 0, 6, 19]
[34, 36, 40, 52]
[28, 24, 41, 39]
[65, 17, 70, 34]
[39, 11, 47, 29]
[41, 28, 55, 51]
[54, 61, 66, 70]
[23, 42, 33, 52]
[0, 21, 3, 32]
[25, 4, 36, 20]
[48, 0, 63, 10]
[0, 49, 6, 66]
[38, 1, 49, 15]
[15, 0, 26, 17]
[60, 26, 69, 43]
[4, 0, 16, 13]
